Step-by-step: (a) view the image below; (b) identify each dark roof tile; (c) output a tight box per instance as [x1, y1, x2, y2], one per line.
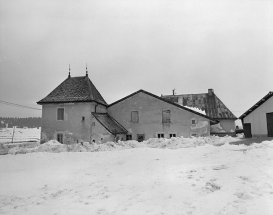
[37, 76, 107, 105]
[162, 92, 237, 120]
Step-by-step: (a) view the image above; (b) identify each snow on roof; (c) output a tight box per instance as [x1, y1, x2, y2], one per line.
[183, 106, 206, 115]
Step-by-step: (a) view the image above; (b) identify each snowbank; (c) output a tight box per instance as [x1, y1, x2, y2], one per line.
[5, 135, 241, 155]
[1, 138, 272, 215]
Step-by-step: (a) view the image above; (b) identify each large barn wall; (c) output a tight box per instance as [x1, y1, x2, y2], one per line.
[107, 92, 210, 140]
[243, 96, 273, 136]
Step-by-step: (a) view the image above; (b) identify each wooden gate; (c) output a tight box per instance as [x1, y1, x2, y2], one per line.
[266, 112, 273, 137]
[243, 123, 252, 138]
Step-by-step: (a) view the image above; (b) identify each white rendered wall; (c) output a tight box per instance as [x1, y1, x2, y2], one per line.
[244, 96, 273, 136]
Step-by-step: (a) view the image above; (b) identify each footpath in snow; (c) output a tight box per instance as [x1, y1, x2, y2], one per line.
[0, 136, 273, 215]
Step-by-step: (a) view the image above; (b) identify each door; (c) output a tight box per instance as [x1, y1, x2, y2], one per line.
[244, 123, 252, 138]
[266, 112, 273, 137]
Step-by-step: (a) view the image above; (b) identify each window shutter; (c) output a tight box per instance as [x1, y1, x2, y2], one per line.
[162, 110, 170, 123]
[131, 111, 139, 123]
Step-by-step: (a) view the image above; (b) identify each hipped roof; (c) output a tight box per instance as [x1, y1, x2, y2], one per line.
[92, 113, 127, 135]
[37, 75, 107, 105]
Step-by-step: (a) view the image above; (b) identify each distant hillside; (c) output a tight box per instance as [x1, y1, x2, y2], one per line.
[0, 117, 41, 128]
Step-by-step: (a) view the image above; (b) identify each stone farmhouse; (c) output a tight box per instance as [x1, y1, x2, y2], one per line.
[37, 71, 218, 144]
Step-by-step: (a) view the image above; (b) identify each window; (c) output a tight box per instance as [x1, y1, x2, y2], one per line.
[137, 134, 145, 142]
[82, 116, 85, 121]
[162, 110, 171, 123]
[57, 108, 64, 120]
[126, 135, 132, 140]
[131, 111, 139, 123]
[191, 118, 196, 125]
[157, 133, 164, 138]
[169, 133, 176, 138]
[57, 133, 63, 144]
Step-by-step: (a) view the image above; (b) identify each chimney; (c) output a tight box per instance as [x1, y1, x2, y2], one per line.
[208, 89, 214, 95]
[172, 89, 175, 95]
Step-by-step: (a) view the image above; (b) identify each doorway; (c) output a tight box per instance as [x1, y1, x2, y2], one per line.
[243, 123, 252, 138]
[266, 112, 273, 137]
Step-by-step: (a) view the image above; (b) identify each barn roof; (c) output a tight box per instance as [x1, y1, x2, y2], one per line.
[92, 113, 127, 135]
[37, 75, 107, 105]
[108, 89, 218, 124]
[162, 90, 237, 120]
[239, 91, 273, 119]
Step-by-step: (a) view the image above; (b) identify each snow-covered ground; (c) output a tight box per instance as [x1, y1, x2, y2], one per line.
[0, 136, 273, 215]
[0, 128, 40, 143]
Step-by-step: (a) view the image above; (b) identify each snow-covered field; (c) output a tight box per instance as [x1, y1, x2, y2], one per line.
[0, 128, 40, 143]
[0, 135, 273, 215]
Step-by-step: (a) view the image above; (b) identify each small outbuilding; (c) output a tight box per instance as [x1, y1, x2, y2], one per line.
[239, 92, 273, 138]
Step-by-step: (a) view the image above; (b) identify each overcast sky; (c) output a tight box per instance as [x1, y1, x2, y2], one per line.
[0, 0, 272, 122]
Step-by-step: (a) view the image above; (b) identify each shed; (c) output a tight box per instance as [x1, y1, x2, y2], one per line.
[239, 92, 273, 138]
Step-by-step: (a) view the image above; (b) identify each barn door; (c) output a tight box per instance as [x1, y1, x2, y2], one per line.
[243, 123, 252, 138]
[266, 112, 273, 137]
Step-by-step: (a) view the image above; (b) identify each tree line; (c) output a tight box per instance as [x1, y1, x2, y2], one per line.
[0, 117, 41, 128]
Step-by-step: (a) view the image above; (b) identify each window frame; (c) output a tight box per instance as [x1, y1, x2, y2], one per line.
[169, 133, 177, 138]
[162, 110, 171, 123]
[126, 134, 132, 140]
[137, 134, 145, 142]
[57, 133, 64, 144]
[157, 133, 164, 138]
[131, 111, 139, 123]
[57, 107, 65, 121]
[191, 118, 196, 125]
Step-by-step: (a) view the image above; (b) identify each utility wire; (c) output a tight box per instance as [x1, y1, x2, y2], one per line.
[0, 100, 41, 110]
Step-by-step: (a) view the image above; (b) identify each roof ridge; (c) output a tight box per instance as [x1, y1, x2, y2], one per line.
[108, 89, 218, 123]
[239, 91, 273, 119]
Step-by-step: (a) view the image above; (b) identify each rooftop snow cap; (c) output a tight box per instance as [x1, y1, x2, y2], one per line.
[37, 75, 107, 105]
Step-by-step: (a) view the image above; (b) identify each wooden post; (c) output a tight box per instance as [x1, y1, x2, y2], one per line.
[11, 126, 15, 143]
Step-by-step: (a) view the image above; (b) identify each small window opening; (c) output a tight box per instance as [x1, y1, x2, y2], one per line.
[191, 119, 196, 125]
[126, 135, 132, 140]
[157, 133, 164, 138]
[169, 134, 176, 138]
[137, 134, 145, 142]
[82, 116, 85, 121]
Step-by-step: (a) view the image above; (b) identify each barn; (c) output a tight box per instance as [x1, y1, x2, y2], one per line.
[239, 92, 273, 138]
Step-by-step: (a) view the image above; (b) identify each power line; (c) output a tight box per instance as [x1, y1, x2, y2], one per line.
[0, 100, 41, 110]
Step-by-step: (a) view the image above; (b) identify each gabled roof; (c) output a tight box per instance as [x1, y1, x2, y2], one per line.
[108, 89, 218, 124]
[37, 75, 107, 105]
[239, 91, 273, 119]
[162, 91, 237, 120]
[92, 113, 127, 135]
